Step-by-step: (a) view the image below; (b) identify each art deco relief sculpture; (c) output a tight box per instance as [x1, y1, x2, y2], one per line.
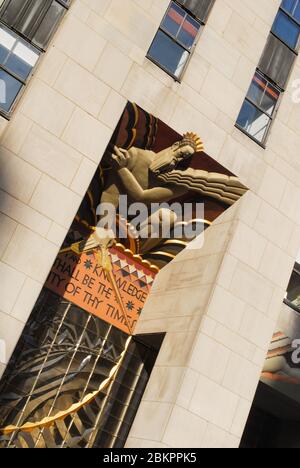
[102, 132, 245, 209]
[96, 132, 247, 256]
[0, 103, 249, 449]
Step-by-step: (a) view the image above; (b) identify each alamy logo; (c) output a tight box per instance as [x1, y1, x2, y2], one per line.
[292, 339, 300, 364]
[96, 196, 205, 249]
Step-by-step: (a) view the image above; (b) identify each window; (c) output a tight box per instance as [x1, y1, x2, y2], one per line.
[0, 288, 165, 449]
[177, 0, 215, 23]
[272, 1, 300, 50]
[259, 34, 296, 89]
[282, 0, 300, 21]
[0, 24, 39, 114]
[0, 0, 71, 117]
[0, 0, 69, 50]
[236, 0, 298, 146]
[147, 1, 201, 80]
[236, 72, 281, 145]
[285, 263, 300, 312]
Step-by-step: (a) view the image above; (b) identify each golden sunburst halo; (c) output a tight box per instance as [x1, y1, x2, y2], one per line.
[182, 132, 204, 153]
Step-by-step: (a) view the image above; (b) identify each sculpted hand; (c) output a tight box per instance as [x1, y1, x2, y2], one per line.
[112, 146, 131, 169]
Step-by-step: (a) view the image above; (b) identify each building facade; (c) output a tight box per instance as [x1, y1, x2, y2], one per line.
[0, 0, 299, 448]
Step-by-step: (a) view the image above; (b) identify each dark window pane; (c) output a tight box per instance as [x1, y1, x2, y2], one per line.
[161, 2, 185, 37]
[247, 73, 280, 116]
[272, 10, 300, 49]
[16, 0, 52, 38]
[0, 69, 22, 111]
[177, 0, 215, 23]
[178, 15, 201, 49]
[148, 30, 189, 78]
[286, 265, 300, 308]
[0, 0, 67, 50]
[282, 0, 300, 22]
[0, 0, 28, 28]
[236, 100, 270, 143]
[0, 0, 52, 37]
[32, 1, 65, 49]
[259, 34, 296, 89]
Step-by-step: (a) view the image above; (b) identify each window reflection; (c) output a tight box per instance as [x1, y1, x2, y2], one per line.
[237, 100, 270, 143]
[236, 72, 280, 144]
[148, 30, 189, 79]
[0, 68, 22, 111]
[147, 1, 201, 80]
[272, 10, 300, 49]
[178, 16, 200, 49]
[161, 2, 185, 37]
[0, 25, 39, 113]
[248, 73, 280, 116]
[282, 0, 300, 22]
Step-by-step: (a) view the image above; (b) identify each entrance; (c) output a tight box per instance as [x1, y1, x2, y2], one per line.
[0, 290, 164, 448]
[240, 382, 300, 448]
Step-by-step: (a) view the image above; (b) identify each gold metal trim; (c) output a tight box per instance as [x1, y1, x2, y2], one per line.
[0, 336, 132, 436]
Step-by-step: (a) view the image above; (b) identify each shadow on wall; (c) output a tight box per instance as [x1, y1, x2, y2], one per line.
[0, 143, 36, 226]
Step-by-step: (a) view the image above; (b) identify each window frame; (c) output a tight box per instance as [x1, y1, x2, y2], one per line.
[177, 0, 216, 24]
[146, 0, 202, 82]
[235, 70, 282, 148]
[0, 23, 41, 118]
[0, 0, 71, 119]
[0, 0, 70, 51]
[271, 2, 300, 53]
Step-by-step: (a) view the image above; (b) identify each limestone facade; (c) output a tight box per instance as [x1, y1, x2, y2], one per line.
[0, 0, 299, 448]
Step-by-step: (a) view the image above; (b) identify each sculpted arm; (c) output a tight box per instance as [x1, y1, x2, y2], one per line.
[112, 147, 184, 203]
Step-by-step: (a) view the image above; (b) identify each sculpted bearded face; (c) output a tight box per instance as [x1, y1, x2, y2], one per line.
[150, 138, 197, 174]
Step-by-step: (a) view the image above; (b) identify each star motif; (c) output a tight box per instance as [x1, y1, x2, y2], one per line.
[126, 301, 135, 311]
[84, 259, 93, 270]
[137, 307, 143, 315]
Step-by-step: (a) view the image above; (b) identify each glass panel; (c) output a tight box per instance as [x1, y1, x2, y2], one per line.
[0, 26, 39, 80]
[272, 10, 300, 49]
[0, 68, 22, 111]
[282, 0, 297, 14]
[247, 73, 280, 116]
[0, 0, 67, 49]
[6, 40, 39, 79]
[32, 1, 65, 50]
[0, 25, 16, 63]
[236, 100, 270, 143]
[295, 0, 300, 21]
[161, 2, 185, 37]
[178, 15, 201, 49]
[286, 266, 300, 309]
[16, 0, 52, 38]
[0, 0, 28, 28]
[178, 0, 215, 23]
[148, 30, 189, 78]
[282, 0, 300, 22]
[259, 33, 296, 89]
